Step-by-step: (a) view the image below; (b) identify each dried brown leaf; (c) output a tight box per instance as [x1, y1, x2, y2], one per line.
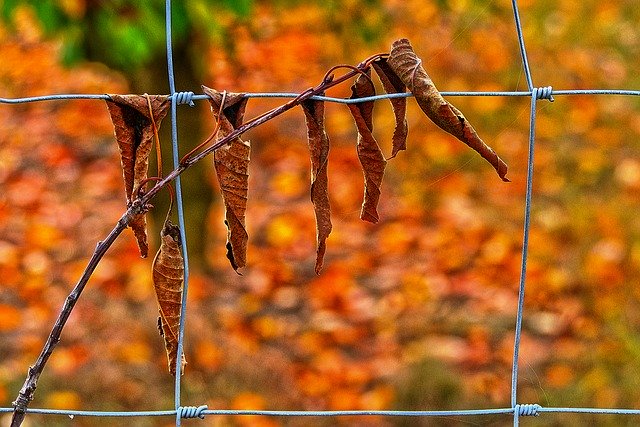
[152, 213, 186, 376]
[202, 86, 250, 272]
[348, 71, 387, 224]
[386, 38, 509, 182]
[129, 214, 149, 256]
[371, 58, 408, 159]
[301, 98, 332, 274]
[106, 94, 170, 257]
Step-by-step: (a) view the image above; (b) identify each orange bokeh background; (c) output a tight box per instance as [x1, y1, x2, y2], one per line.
[1, 1, 640, 425]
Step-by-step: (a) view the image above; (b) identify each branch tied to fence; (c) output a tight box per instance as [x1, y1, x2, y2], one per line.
[2, 0, 640, 426]
[8, 36, 516, 426]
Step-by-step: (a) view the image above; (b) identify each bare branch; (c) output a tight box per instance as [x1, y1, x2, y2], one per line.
[10, 58, 374, 426]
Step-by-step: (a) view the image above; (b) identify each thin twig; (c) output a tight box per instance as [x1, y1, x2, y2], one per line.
[10, 58, 374, 427]
[323, 64, 375, 88]
[136, 176, 175, 206]
[10, 212, 133, 426]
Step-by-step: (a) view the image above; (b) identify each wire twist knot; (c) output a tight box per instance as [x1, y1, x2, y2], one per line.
[174, 91, 195, 107]
[178, 405, 208, 419]
[515, 403, 541, 416]
[535, 86, 554, 102]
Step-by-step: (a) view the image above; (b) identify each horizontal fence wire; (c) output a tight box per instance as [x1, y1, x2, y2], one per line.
[2, 0, 640, 425]
[0, 407, 514, 418]
[4, 406, 640, 419]
[2, 89, 640, 105]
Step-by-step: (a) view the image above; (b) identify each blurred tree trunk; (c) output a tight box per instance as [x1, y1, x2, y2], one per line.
[80, 7, 211, 268]
[129, 43, 211, 269]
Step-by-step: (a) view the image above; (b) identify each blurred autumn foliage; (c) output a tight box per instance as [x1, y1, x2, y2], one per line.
[2, 0, 640, 426]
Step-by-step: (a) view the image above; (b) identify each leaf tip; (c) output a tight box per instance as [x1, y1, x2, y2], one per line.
[391, 38, 412, 50]
[314, 241, 327, 275]
[225, 239, 245, 274]
[494, 158, 510, 182]
[360, 212, 380, 224]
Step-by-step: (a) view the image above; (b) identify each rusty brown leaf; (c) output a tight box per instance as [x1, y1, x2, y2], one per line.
[106, 94, 170, 257]
[301, 98, 333, 274]
[386, 38, 509, 182]
[152, 210, 186, 376]
[371, 58, 408, 159]
[202, 86, 250, 272]
[348, 71, 387, 224]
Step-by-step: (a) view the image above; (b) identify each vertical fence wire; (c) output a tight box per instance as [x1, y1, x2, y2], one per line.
[512, 91, 540, 427]
[511, 0, 534, 92]
[164, 1, 191, 425]
[509, 0, 534, 419]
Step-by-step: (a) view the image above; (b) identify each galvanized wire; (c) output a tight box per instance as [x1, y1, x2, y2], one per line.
[164, 1, 191, 425]
[3, 89, 640, 105]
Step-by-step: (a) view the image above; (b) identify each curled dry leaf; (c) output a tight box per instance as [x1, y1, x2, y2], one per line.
[202, 86, 250, 272]
[301, 98, 333, 274]
[386, 38, 509, 182]
[106, 94, 170, 257]
[348, 71, 387, 224]
[371, 58, 408, 159]
[152, 211, 186, 376]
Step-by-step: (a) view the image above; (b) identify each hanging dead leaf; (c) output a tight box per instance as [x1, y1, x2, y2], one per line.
[301, 98, 333, 274]
[202, 86, 250, 272]
[371, 58, 408, 159]
[105, 94, 170, 257]
[386, 38, 509, 181]
[347, 71, 387, 224]
[152, 210, 186, 376]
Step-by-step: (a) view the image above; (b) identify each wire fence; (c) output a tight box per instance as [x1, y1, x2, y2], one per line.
[1, 0, 640, 425]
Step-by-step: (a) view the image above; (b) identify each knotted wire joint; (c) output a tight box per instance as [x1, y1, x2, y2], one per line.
[515, 403, 541, 416]
[178, 405, 208, 419]
[174, 91, 196, 107]
[534, 86, 554, 102]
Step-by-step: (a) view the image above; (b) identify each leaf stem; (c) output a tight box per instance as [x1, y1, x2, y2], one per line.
[179, 90, 226, 165]
[145, 94, 163, 177]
